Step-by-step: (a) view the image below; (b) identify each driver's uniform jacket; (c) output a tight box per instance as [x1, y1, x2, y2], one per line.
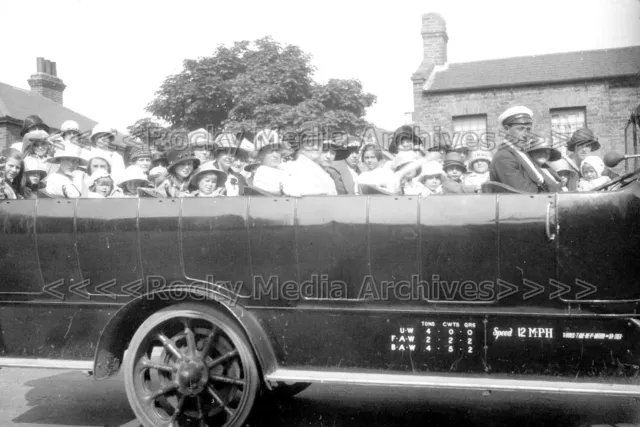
[489, 144, 544, 193]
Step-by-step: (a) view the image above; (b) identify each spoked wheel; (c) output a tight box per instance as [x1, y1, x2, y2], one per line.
[124, 303, 259, 427]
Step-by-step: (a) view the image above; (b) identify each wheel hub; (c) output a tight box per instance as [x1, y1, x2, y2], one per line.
[176, 359, 208, 395]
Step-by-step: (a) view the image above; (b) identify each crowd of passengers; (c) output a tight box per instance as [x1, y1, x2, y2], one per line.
[0, 106, 618, 200]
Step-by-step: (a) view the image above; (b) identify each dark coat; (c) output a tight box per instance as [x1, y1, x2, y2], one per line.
[489, 145, 542, 193]
[540, 164, 564, 193]
[331, 160, 359, 195]
[326, 166, 348, 195]
[442, 178, 477, 194]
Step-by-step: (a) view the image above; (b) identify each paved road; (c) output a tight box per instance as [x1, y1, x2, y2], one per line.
[1, 367, 640, 427]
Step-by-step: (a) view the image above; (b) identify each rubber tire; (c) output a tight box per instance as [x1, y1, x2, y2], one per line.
[123, 303, 260, 427]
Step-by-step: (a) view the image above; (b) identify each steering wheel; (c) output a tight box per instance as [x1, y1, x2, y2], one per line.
[592, 169, 640, 191]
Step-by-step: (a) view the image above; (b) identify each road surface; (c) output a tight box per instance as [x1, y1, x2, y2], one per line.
[1, 367, 639, 426]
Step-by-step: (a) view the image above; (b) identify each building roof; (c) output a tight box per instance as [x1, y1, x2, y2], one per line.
[424, 45, 640, 93]
[0, 81, 98, 132]
[0, 81, 128, 147]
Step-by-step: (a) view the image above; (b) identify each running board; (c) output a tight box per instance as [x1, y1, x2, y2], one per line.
[266, 369, 640, 397]
[0, 357, 93, 371]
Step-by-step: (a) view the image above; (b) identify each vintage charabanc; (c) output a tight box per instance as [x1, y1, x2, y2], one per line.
[1, 143, 640, 426]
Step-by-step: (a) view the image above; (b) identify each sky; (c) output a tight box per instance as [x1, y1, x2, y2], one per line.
[1, 0, 639, 133]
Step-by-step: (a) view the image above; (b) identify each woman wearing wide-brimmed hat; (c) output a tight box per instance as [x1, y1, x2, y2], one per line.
[188, 161, 227, 197]
[558, 127, 617, 191]
[156, 148, 201, 197]
[44, 141, 88, 198]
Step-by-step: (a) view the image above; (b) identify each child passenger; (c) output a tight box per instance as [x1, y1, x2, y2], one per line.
[22, 130, 57, 177]
[1, 148, 24, 199]
[188, 162, 227, 197]
[578, 156, 611, 191]
[442, 152, 478, 194]
[87, 170, 118, 198]
[113, 166, 153, 197]
[415, 161, 444, 195]
[463, 151, 492, 188]
[21, 157, 47, 198]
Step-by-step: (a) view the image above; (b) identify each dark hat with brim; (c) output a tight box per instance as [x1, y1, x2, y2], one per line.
[188, 162, 228, 190]
[243, 162, 262, 173]
[567, 128, 601, 152]
[389, 125, 422, 154]
[525, 137, 562, 162]
[20, 115, 50, 137]
[443, 152, 467, 173]
[325, 141, 350, 161]
[166, 149, 201, 173]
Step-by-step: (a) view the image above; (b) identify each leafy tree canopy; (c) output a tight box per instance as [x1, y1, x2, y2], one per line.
[145, 37, 376, 136]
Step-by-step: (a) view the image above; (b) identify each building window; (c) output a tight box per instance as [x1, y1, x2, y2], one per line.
[551, 107, 586, 145]
[452, 114, 488, 151]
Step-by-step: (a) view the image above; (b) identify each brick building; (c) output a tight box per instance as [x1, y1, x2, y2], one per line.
[0, 58, 125, 149]
[411, 13, 640, 159]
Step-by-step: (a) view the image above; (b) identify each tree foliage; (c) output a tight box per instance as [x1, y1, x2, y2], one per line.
[146, 37, 376, 135]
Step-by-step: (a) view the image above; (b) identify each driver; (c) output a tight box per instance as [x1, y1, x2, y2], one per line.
[488, 106, 548, 193]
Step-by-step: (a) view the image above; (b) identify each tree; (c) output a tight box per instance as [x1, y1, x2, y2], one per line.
[146, 37, 376, 136]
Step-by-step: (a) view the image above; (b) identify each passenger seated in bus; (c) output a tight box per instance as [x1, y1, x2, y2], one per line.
[113, 166, 153, 197]
[360, 144, 383, 172]
[80, 156, 111, 195]
[525, 137, 564, 192]
[249, 143, 291, 195]
[157, 149, 200, 197]
[87, 171, 117, 198]
[87, 124, 126, 185]
[22, 130, 58, 178]
[1, 148, 24, 199]
[442, 152, 478, 194]
[357, 156, 424, 195]
[129, 147, 153, 175]
[282, 137, 339, 197]
[212, 133, 252, 196]
[463, 151, 492, 188]
[21, 157, 47, 199]
[577, 156, 611, 192]
[44, 142, 86, 198]
[188, 162, 227, 197]
[412, 161, 444, 196]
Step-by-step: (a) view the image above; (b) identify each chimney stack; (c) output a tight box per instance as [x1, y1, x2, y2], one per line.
[28, 57, 66, 104]
[421, 13, 448, 66]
